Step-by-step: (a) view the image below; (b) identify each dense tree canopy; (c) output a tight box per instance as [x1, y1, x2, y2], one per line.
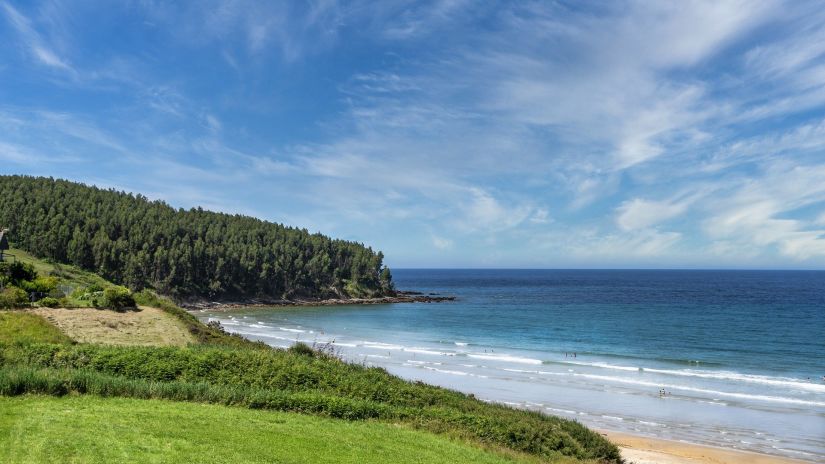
[0, 176, 393, 300]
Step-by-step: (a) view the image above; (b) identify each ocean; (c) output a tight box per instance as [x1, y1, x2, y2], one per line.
[197, 269, 825, 461]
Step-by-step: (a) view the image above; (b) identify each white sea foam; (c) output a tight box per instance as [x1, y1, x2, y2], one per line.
[278, 327, 306, 333]
[601, 415, 624, 421]
[772, 447, 815, 457]
[546, 407, 577, 415]
[230, 330, 294, 341]
[638, 420, 664, 427]
[331, 342, 357, 347]
[423, 366, 468, 376]
[363, 342, 405, 351]
[407, 348, 453, 356]
[501, 368, 564, 377]
[572, 373, 825, 407]
[643, 368, 825, 394]
[454, 342, 468, 346]
[557, 360, 825, 393]
[468, 353, 542, 365]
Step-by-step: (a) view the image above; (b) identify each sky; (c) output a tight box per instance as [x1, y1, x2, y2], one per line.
[2, 0, 825, 269]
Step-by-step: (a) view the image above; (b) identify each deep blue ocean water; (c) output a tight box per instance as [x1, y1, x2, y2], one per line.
[200, 269, 825, 461]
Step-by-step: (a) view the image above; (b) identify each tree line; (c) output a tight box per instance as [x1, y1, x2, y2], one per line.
[0, 176, 393, 300]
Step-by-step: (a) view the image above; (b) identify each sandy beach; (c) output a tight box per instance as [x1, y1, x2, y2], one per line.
[602, 430, 813, 464]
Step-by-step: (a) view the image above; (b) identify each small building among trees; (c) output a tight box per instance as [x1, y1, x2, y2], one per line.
[0, 228, 8, 261]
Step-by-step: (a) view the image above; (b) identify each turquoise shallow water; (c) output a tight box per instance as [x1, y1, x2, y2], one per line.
[199, 269, 825, 461]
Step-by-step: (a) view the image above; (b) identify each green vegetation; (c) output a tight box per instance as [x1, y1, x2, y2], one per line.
[0, 175, 394, 300]
[0, 396, 553, 464]
[0, 312, 72, 345]
[0, 287, 27, 309]
[102, 285, 136, 310]
[1, 251, 253, 347]
[0, 250, 138, 310]
[0, 343, 621, 463]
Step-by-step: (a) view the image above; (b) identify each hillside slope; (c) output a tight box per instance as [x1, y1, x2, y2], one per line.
[0, 175, 393, 300]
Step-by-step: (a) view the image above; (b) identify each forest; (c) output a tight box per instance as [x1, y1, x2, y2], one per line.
[0, 176, 393, 300]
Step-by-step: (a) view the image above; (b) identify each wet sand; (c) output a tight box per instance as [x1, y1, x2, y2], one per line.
[602, 430, 813, 464]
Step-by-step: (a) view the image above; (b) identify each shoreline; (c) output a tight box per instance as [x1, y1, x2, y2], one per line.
[181, 291, 455, 311]
[600, 430, 813, 464]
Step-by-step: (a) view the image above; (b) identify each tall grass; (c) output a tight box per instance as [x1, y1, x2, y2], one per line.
[0, 343, 621, 463]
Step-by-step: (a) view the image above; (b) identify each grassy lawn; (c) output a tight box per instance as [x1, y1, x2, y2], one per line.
[0, 395, 547, 464]
[0, 312, 72, 345]
[32, 307, 196, 346]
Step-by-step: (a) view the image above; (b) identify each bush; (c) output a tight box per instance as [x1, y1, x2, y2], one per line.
[7, 262, 37, 285]
[36, 297, 60, 308]
[0, 287, 28, 309]
[102, 286, 135, 310]
[19, 276, 59, 294]
[71, 284, 104, 300]
[287, 342, 315, 357]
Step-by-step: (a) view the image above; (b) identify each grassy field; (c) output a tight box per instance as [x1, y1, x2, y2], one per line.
[32, 307, 196, 346]
[0, 395, 551, 464]
[0, 312, 72, 345]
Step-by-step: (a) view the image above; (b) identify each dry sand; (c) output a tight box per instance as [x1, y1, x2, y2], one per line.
[33, 306, 196, 346]
[602, 430, 812, 464]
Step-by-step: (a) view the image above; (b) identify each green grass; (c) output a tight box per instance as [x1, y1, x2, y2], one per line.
[0, 344, 622, 463]
[0, 395, 551, 464]
[0, 312, 72, 345]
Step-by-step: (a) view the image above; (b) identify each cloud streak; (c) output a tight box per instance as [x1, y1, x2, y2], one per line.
[1, 1, 73, 71]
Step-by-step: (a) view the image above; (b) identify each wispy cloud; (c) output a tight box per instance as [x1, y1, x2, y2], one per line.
[1, 1, 73, 72]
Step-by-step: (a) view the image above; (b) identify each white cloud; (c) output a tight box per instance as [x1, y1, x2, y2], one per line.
[529, 208, 551, 224]
[702, 162, 825, 260]
[616, 191, 704, 231]
[1, 1, 73, 72]
[431, 234, 453, 250]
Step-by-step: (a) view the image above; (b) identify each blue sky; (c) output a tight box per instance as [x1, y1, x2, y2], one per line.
[2, 1, 825, 269]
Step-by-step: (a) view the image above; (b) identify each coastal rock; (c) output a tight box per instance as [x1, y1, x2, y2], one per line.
[182, 292, 455, 311]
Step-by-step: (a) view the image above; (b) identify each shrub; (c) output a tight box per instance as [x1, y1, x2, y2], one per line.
[287, 342, 315, 357]
[71, 283, 105, 300]
[0, 287, 28, 309]
[19, 276, 59, 294]
[7, 262, 37, 285]
[103, 286, 136, 310]
[36, 297, 61, 308]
